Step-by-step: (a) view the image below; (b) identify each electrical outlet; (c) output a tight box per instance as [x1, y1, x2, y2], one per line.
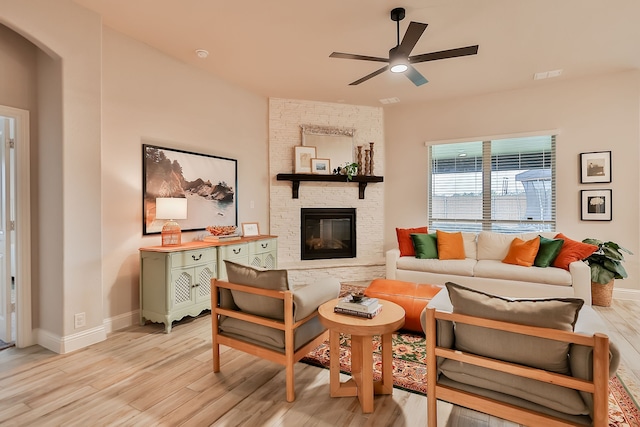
[74, 312, 86, 329]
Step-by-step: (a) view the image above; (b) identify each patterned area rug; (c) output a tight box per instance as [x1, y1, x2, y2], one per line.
[302, 284, 640, 426]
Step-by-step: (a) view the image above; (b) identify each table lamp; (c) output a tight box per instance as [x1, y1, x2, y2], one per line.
[155, 197, 188, 246]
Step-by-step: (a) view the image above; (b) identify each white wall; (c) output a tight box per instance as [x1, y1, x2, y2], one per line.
[101, 29, 269, 328]
[385, 70, 640, 291]
[1, 0, 104, 351]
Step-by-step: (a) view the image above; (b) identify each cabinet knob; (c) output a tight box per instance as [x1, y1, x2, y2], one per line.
[261, 243, 268, 248]
[233, 248, 242, 255]
[192, 254, 203, 261]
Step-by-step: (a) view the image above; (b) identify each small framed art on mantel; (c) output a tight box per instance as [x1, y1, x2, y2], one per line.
[580, 151, 611, 183]
[294, 146, 316, 174]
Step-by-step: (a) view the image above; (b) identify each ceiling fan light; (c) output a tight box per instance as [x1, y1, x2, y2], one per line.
[389, 46, 408, 73]
[390, 63, 408, 73]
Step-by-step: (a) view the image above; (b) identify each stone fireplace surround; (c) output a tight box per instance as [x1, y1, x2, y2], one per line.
[269, 98, 385, 286]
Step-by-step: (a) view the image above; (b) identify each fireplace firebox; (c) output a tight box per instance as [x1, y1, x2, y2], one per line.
[301, 208, 356, 260]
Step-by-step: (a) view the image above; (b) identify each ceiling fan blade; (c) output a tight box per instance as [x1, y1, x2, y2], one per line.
[405, 65, 428, 86]
[410, 45, 479, 63]
[330, 52, 389, 63]
[399, 21, 428, 55]
[349, 65, 389, 85]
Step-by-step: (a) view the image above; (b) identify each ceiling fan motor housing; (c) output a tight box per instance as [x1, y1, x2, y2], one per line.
[390, 7, 405, 22]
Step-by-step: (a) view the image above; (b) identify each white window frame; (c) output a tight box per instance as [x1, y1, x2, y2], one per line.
[425, 130, 558, 234]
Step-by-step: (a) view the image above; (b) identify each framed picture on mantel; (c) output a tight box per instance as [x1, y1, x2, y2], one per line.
[294, 146, 316, 174]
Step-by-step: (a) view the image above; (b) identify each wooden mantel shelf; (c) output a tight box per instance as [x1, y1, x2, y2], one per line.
[276, 173, 384, 199]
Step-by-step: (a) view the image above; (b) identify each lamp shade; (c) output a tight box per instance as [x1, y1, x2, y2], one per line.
[155, 197, 188, 220]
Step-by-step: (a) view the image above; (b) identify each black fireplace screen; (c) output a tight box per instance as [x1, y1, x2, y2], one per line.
[301, 208, 356, 260]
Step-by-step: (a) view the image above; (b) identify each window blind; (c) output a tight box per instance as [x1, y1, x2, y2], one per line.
[428, 135, 556, 233]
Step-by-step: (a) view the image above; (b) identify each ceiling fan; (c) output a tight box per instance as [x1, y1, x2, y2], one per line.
[330, 7, 479, 86]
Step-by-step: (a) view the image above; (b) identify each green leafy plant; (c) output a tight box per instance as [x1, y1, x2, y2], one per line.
[582, 238, 632, 285]
[334, 162, 359, 181]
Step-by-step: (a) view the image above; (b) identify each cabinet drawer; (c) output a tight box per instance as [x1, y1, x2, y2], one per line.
[218, 243, 249, 260]
[249, 239, 277, 255]
[170, 247, 215, 269]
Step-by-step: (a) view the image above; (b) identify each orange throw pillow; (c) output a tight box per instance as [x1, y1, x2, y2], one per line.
[436, 230, 466, 260]
[396, 227, 428, 257]
[502, 237, 541, 267]
[552, 233, 598, 271]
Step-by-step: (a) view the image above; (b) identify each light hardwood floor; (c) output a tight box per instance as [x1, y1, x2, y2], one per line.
[0, 299, 638, 427]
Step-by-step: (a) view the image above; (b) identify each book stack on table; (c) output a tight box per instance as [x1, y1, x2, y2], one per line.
[334, 295, 382, 319]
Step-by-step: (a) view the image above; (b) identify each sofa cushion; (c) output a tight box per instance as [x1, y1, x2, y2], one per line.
[553, 233, 598, 271]
[461, 232, 478, 259]
[436, 230, 466, 260]
[225, 260, 289, 320]
[446, 282, 584, 374]
[477, 231, 519, 261]
[397, 257, 476, 277]
[396, 227, 428, 257]
[474, 260, 572, 286]
[411, 233, 438, 259]
[534, 236, 565, 268]
[502, 236, 540, 267]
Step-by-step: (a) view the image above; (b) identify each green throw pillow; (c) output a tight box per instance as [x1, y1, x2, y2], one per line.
[411, 233, 438, 259]
[534, 236, 564, 268]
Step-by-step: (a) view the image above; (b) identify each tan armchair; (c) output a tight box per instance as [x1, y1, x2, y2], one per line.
[211, 261, 340, 402]
[423, 283, 620, 427]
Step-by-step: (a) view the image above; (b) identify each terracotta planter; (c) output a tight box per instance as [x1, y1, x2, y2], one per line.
[591, 279, 614, 307]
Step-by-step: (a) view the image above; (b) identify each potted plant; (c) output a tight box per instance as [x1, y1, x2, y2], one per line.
[334, 162, 359, 181]
[582, 238, 632, 306]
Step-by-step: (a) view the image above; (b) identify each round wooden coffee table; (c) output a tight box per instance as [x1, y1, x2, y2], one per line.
[317, 298, 405, 413]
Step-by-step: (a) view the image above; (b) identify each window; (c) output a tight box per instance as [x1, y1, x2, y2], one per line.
[428, 134, 555, 233]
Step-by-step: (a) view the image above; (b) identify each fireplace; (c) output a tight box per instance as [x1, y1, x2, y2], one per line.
[301, 208, 356, 260]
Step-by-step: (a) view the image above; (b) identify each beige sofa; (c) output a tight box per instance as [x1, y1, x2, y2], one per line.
[386, 231, 593, 304]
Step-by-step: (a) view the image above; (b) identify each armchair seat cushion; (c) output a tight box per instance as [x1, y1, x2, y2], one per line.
[439, 360, 589, 415]
[219, 316, 326, 352]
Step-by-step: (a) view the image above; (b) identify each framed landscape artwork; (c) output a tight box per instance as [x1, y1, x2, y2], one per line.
[581, 189, 612, 221]
[311, 158, 331, 174]
[143, 144, 238, 235]
[580, 151, 611, 183]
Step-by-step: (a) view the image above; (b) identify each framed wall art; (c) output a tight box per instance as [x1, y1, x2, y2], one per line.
[143, 144, 238, 235]
[242, 222, 260, 237]
[581, 189, 612, 221]
[580, 151, 611, 183]
[294, 146, 316, 174]
[311, 158, 331, 175]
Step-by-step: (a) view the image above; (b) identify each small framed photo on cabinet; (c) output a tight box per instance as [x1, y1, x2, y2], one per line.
[581, 189, 612, 221]
[242, 222, 260, 236]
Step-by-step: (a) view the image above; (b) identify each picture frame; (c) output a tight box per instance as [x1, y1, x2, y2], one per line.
[242, 222, 260, 237]
[580, 151, 611, 183]
[143, 144, 238, 235]
[311, 158, 331, 175]
[294, 146, 316, 174]
[581, 189, 612, 221]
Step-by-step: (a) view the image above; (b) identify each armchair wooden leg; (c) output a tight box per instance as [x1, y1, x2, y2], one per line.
[286, 363, 295, 402]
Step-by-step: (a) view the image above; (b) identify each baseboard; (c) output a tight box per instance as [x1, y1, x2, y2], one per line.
[36, 325, 107, 354]
[613, 287, 640, 301]
[103, 310, 140, 334]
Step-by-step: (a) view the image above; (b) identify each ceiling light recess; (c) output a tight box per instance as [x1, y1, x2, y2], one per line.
[195, 49, 209, 59]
